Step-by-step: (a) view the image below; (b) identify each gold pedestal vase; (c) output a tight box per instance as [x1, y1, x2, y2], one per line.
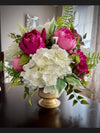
[38, 88, 61, 108]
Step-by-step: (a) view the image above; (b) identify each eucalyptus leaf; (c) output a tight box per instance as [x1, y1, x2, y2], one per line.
[56, 78, 67, 97]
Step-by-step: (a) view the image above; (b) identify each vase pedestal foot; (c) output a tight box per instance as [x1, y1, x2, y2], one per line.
[38, 98, 61, 108]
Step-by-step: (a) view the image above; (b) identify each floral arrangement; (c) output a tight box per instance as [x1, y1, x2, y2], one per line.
[0, 6, 100, 106]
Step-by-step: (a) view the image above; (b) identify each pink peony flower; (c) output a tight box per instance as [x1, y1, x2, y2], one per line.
[54, 28, 76, 52]
[12, 57, 23, 71]
[19, 28, 46, 55]
[72, 49, 89, 79]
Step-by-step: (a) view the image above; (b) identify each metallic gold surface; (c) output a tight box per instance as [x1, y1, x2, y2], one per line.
[38, 88, 61, 108]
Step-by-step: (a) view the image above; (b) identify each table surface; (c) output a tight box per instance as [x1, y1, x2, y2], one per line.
[0, 83, 100, 128]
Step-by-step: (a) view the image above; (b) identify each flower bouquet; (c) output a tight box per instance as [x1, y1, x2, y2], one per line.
[0, 6, 100, 107]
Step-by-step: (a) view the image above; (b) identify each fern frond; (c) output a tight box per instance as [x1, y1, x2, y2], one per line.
[86, 52, 100, 69]
[55, 6, 76, 29]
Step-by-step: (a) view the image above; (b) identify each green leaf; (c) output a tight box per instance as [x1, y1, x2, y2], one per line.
[68, 94, 74, 100]
[24, 93, 27, 99]
[65, 85, 69, 92]
[81, 100, 89, 105]
[56, 78, 67, 96]
[19, 54, 30, 65]
[34, 88, 38, 92]
[49, 20, 55, 34]
[69, 54, 80, 65]
[74, 89, 82, 93]
[29, 92, 34, 105]
[70, 23, 74, 32]
[75, 54, 80, 64]
[67, 88, 73, 95]
[66, 73, 80, 80]
[25, 86, 29, 95]
[65, 75, 84, 89]
[8, 33, 22, 43]
[77, 95, 84, 100]
[73, 99, 78, 106]
[83, 33, 87, 39]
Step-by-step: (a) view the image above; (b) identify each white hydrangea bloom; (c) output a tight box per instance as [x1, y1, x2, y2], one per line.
[21, 44, 72, 95]
[4, 42, 21, 65]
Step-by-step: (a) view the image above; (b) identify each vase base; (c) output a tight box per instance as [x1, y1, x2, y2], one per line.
[38, 98, 61, 108]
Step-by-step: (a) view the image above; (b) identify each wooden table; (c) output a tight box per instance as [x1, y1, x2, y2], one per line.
[0, 83, 100, 128]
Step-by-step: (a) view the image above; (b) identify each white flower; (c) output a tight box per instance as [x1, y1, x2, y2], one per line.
[36, 17, 55, 37]
[21, 44, 72, 96]
[4, 42, 21, 65]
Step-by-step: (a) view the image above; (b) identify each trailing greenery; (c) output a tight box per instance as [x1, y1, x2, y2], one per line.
[5, 67, 24, 91]
[55, 6, 76, 29]
[24, 86, 38, 105]
[64, 73, 90, 106]
[65, 83, 89, 106]
[8, 22, 28, 43]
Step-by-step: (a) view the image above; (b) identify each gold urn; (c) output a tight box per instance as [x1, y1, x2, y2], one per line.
[38, 88, 61, 108]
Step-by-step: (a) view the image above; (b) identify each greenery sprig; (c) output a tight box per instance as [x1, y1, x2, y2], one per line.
[86, 52, 100, 70]
[55, 6, 76, 29]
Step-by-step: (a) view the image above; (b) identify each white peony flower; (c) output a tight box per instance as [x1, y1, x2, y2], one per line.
[21, 44, 72, 96]
[4, 42, 21, 65]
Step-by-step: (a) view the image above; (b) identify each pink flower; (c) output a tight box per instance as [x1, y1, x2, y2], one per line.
[74, 29, 80, 37]
[54, 28, 76, 52]
[12, 57, 23, 71]
[72, 49, 89, 79]
[74, 30, 82, 44]
[19, 28, 46, 55]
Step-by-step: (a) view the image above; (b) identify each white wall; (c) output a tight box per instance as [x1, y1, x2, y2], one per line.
[0, 5, 62, 51]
